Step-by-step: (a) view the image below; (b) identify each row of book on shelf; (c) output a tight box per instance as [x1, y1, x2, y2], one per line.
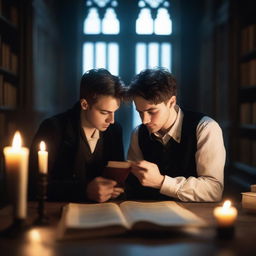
[241, 23, 256, 56]
[0, 74, 17, 108]
[240, 102, 256, 124]
[238, 138, 256, 167]
[240, 59, 256, 87]
[0, 0, 19, 26]
[0, 37, 18, 74]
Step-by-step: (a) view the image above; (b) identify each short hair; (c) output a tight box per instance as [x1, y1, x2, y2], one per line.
[80, 68, 125, 105]
[128, 67, 177, 104]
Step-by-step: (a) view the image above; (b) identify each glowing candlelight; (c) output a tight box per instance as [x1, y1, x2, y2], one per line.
[3, 131, 29, 219]
[213, 200, 238, 227]
[38, 141, 48, 174]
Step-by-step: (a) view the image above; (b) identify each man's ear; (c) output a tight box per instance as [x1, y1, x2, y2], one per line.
[80, 99, 88, 110]
[167, 96, 176, 108]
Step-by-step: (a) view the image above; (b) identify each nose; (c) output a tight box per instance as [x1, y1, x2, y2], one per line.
[141, 112, 150, 125]
[106, 113, 115, 124]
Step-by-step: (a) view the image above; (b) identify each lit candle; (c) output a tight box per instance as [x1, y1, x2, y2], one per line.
[213, 200, 238, 227]
[3, 131, 29, 219]
[38, 141, 48, 174]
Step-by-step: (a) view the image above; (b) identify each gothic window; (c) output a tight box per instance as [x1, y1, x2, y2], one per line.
[82, 0, 173, 128]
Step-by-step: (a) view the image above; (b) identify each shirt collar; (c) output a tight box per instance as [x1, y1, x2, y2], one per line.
[153, 105, 183, 143]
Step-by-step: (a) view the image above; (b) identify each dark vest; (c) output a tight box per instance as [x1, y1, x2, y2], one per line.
[126, 109, 205, 200]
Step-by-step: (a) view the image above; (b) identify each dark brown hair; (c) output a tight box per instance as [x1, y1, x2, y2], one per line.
[128, 67, 177, 104]
[80, 68, 125, 105]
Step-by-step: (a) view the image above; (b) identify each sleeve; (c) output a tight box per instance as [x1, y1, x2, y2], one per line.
[28, 118, 86, 202]
[160, 117, 226, 202]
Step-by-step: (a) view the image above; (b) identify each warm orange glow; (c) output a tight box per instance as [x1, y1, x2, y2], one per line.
[12, 131, 22, 150]
[39, 141, 46, 151]
[28, 229, 42, 242]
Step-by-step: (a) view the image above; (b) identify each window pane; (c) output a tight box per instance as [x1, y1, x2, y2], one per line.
[96, 42, 106, 68]
[136, 8, 153, 34]
[155, 8, 172, 35]
[135, 42, 171, 74]
[102, 8, 120, 34]
[84, 8, 101, 34]
[136, 43, 147, 74]
[83, 43, 94, 73]
[83, 42, 119, 75]
[161, 43, 171, 71]
[108, 43, 119, 75]
[148, 42, 159, 68]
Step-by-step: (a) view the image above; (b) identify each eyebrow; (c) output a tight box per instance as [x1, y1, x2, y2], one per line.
[136, 107, 158, 112]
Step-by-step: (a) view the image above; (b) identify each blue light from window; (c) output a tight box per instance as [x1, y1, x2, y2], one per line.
[83, 43, 94, 73]
[161, 43, 171, 71]
[96, 42, 106, 68]
[148, 42, 159, 68]
[136, 43, 147, 74]
[84, 8, 101, 34]
[108, 43, 119, 75]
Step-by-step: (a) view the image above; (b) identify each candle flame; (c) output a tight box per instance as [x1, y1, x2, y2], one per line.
[12, 131, 22, 149]
[28, 229, 41, 242]
[223, 200, 231, 210]
[39, 141, 46, 151]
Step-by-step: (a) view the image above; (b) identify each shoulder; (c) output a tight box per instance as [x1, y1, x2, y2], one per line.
[39, 103, 79, 130]
[197, 116, 223, 135]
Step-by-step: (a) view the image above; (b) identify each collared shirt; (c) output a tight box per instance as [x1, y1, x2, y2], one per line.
[127, 105, 226, 202]
[82, 128, 100, 153]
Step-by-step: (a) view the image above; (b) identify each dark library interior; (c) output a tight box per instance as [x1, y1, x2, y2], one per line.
[0, 0, 256, 207]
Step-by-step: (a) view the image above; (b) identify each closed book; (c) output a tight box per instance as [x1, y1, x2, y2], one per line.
[102, 161, 131, 187]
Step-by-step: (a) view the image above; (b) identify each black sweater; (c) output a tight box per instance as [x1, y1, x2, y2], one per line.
[29, 102, 124, 202]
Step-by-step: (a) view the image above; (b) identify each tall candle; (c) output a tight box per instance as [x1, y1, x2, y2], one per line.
[3, 131, 29, 219]
[213, 200, 238, 227]
[38, 141, 48, 174]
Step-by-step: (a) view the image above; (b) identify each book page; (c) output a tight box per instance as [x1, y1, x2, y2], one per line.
[64, 203, 129, 229]
[120, 201, 206, 229]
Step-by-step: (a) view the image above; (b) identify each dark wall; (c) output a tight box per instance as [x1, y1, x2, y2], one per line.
[178, 0, 204, 111]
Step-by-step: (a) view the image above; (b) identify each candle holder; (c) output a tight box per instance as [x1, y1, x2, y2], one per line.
[216, 226, 235, 240]
[34, 173, 49, 225]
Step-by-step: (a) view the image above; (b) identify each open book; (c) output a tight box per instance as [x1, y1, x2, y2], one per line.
[57, 201, 207, 240]
[102, 161, 131, 187]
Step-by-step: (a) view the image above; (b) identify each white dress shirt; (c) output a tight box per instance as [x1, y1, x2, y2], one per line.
[128, 105, 226, 202]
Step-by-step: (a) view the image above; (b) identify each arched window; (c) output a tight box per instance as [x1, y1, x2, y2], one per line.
[82, 0, 173, 133]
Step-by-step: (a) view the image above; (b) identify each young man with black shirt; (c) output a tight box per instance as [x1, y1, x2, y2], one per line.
[29, 69, 125, 203]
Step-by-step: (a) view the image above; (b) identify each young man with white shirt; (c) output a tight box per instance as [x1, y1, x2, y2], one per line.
[29, 69, 125, 203]
[126, 68, 226, 202]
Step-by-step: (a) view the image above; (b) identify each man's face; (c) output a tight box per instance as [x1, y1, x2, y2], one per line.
[81, 95, 120, 131]
[134, 96, 176, 133]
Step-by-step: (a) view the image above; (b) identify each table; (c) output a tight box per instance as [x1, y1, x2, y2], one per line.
[0, 201, 256, 256]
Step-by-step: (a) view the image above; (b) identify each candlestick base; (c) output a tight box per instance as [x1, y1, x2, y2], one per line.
[216, 226, 235, 239]
[34, 215, 50, 226]
[0, 218, 29, 238]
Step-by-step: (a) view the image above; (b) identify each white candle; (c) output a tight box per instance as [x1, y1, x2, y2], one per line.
[3, 131, 29, 219]
[213, 200, 238, 227]
[38, 141, 48, 174]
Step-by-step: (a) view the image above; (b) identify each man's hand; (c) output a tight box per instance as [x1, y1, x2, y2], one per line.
[131, 160, 164, 189]
[86, 177, 124, 203]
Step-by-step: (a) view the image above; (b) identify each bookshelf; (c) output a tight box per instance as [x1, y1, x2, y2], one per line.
[230, 0, 256, 190]
[0, 0, 21, 206]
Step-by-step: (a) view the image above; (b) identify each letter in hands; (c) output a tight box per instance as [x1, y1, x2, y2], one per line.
[131, 160, 164, 189]
[86, 177, 124, 203]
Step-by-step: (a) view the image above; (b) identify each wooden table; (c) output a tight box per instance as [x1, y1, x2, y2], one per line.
[0, 201, 256, 256]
